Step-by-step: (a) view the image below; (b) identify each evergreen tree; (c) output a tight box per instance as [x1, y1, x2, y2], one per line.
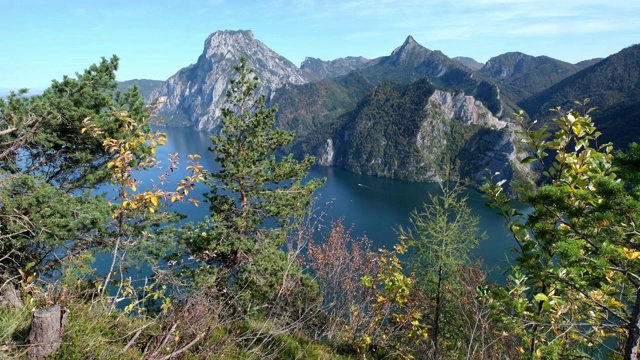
[185, 56, 323, 308]
[0, 56, 153, 279]
[483, 105, 640, 359]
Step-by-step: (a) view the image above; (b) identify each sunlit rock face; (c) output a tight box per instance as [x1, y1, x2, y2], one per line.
[148, 30, 308, 131]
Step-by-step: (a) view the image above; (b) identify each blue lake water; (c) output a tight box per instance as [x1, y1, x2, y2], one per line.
[122, 126, 525, 280]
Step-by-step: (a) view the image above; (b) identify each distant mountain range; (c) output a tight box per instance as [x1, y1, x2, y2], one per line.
[116, 79, 164, 100]
[119, 30, 639, 185]
[518, 44, 640, 148]
[479, 52, 602, 102]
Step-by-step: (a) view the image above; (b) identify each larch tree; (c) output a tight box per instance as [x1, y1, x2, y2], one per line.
[397, 182, 485, 358]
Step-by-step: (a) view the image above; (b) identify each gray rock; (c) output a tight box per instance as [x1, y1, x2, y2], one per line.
[0, 283, 22, 309]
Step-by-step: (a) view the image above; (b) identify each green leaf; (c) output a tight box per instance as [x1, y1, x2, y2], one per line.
[534, 293, 548, 303]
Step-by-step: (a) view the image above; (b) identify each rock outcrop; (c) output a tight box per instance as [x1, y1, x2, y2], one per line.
[427, 90, 506, 129]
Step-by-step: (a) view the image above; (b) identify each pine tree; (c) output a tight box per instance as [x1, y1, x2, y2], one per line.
[482, 105, 640, 359]
[0, 56, 154, 279]
[186, 56, 323, 306]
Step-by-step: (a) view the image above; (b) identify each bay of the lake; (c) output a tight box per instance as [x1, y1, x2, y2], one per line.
[130, 125, 526, 281]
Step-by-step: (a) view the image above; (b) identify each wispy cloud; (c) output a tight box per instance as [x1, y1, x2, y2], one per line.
[285, 0, 640, 38]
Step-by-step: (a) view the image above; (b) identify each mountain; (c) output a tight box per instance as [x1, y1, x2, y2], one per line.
[117, 79, 164, 100]
[576, 58, 603, 70]
[300, 56, 371, 80]
[143, 29, 632, 185]
[275, 36, 526, 156]
[355, 36, 513, 117]
[147, 30, 309, 130]
[289, 78, 526, 185]
[519, 44, 640, 148]
[453, 56, 484, 71]
[479, 52, 588, 102]
[274, 71, 376, 143]
[271, 35, 536, 184]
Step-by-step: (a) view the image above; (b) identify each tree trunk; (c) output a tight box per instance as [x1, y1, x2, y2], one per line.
[624, 289, 640, 359]
[27, 305, 69, 360]
[434, 265, 443, 358]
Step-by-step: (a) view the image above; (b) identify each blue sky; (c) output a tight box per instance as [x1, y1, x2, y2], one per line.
[1, 0, 639, 91]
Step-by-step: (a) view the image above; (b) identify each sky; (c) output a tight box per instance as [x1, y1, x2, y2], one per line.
[1, 0, 639, 91]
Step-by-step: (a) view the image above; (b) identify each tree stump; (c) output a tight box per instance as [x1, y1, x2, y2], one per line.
[27, 305, 69, 360]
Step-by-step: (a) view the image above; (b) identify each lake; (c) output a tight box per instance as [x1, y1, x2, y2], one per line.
[141, 126, 524, 279]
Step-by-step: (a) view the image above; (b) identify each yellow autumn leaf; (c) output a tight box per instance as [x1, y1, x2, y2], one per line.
[81, 127, 87, 134]
[148, 207, 155, 213]
[150, 196, 159, 207]
[624, 247, 640, 260]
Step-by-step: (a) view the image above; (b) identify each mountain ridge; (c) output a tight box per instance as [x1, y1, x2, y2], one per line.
[133, 29, 637, 185]
[518, 43, 640, 148]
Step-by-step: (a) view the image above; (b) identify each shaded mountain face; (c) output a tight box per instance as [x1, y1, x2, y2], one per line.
[300, 56, 371, 80]
[453, 56, 484, 71]
[289, 78, 525, 185]
[273, 71, 376, 143]
[479, 52, 586, 102]
[147, 30, 309, 130]
[117, 79, 164, 101]
[518, 44, 640, 148]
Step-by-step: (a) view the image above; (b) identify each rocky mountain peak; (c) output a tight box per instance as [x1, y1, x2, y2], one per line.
[391, 35, 424, 55]
[403, 35, 417, 46]
[148, 30, 309, 131]
[387, 35, 432, 66]
[203, 30, 255, 58]
[482, 52, 531, 77]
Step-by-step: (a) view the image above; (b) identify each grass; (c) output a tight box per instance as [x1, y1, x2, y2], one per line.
[0, 305, 31, 359]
